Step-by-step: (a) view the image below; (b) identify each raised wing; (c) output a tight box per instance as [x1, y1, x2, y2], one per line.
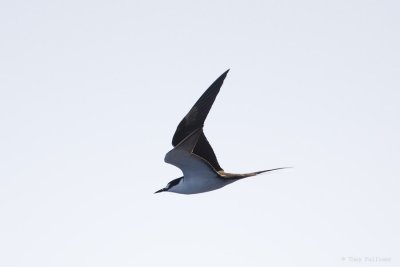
[171, 70, 229, 171]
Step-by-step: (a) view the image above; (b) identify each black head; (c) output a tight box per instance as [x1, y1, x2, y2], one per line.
[154, 177, 183, 193]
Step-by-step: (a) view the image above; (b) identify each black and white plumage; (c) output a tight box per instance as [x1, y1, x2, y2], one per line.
[155, 70, 287, 194]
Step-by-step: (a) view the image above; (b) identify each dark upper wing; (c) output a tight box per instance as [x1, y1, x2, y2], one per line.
[171, 70, 229, 171]
[172, 70, 229, 146]
[193, 132, 222, 171]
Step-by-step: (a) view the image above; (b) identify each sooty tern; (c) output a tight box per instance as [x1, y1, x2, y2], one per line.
[155, 70, 287, 194]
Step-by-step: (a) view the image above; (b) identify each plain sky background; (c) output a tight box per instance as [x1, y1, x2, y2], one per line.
[0, 0, 399, 266]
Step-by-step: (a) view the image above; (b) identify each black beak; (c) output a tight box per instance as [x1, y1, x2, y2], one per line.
[154, 188, 165, 194]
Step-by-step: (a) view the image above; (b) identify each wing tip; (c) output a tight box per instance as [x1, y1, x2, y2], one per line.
[222, 69, 230, 78]
[211, 69, 230, 87]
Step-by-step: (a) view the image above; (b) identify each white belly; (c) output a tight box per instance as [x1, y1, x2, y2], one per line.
[169, 174, 234, 194]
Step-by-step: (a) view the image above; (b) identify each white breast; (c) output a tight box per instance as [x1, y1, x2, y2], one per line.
[169, 173, 230, 194]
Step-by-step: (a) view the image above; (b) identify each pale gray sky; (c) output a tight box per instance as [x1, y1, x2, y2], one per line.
[0, 0, 399, 266]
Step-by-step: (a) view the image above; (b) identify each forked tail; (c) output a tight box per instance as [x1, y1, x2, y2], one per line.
[218, 167, 291, 180]
[253, 167, 291, 175]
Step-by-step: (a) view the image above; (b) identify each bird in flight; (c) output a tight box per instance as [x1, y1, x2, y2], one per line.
[155, 70, 287, 194]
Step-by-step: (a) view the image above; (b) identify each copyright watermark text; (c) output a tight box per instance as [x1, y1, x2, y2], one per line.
[341, 257, 392, 263]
